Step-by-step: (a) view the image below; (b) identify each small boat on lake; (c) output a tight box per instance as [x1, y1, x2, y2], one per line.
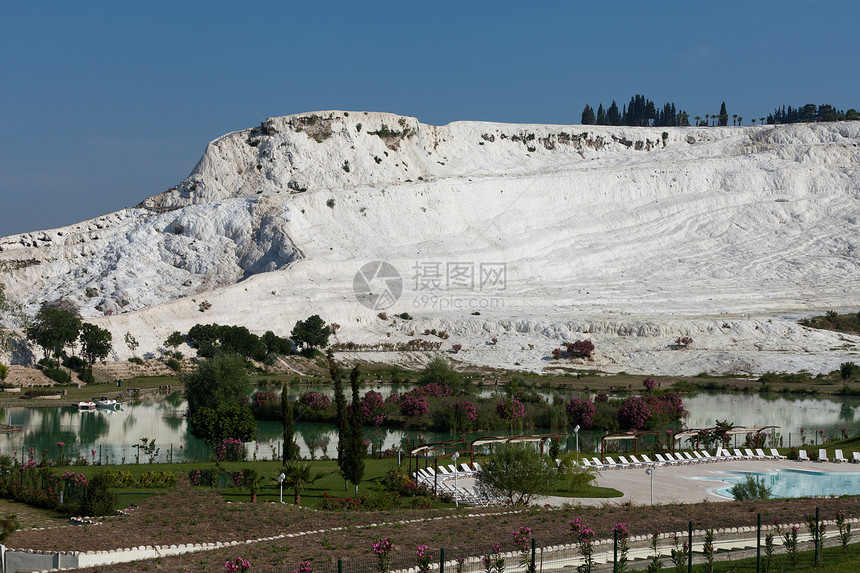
[77, 401, 96, 410]
[95, 398, 120, 409]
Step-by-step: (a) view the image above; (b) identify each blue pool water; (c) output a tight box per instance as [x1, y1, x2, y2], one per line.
[693, 469, 860, 499]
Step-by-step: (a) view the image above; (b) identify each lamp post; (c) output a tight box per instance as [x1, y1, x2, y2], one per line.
[574, 425, 580, 459]
[645, 465, 655, 506]
[277, 471, 285, 504]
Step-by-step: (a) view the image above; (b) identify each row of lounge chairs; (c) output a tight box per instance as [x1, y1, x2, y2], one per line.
[797, 448, 858, 463]
[579, 448, 791, 470]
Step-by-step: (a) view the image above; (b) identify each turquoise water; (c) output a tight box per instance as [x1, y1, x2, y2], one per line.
[696, 469, 860, 499]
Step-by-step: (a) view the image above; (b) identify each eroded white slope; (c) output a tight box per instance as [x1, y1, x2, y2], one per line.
[2, 113, 859, 374]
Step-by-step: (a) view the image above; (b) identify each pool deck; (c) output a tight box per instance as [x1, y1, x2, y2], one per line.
[541, 458, 860, 507]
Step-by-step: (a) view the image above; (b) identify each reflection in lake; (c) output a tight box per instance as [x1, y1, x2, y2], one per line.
[1, 389, 858, 464]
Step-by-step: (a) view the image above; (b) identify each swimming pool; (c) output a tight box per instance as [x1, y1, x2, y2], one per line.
[692, 469, 860, 499]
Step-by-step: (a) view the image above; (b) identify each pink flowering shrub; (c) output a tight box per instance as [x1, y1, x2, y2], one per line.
[452, 399, 478, 422]
[360, 390, 386, 425]
[299, 392, 332, 411]
[643, 377, 656, 391]
[497, 397, 526, 422]
[618, 397, 651, 430]
[566, 398, 596, 429]
[372, 537, 393, 573]
[215, 438, 245, 462]
[567, 340, 595, 358]
[292, 561, 313, 573]
[416, 545, 432, 573]
[224, 557, 251, 573]
[400, 393, 429, 418]
[415, 383, 452, 398]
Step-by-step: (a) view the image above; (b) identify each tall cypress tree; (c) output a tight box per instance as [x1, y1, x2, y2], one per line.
[596, 103, 606, 125]
[344, 366, 366, 492]
[607, 101, 621, 125]
[328, 350, 349, 487]
[281, 385, 296, 462]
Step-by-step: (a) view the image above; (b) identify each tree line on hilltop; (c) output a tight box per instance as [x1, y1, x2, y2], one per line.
[581, 95, 859, 127]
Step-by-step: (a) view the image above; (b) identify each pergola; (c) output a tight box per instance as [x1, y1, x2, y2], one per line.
[600, 431, 662, 461]
[469, 433, 569, 461]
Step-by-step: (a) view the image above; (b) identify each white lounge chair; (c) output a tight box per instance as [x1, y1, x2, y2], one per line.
[734, 448, 752, 460]
[770, 448, 787, 460]
[671, 452, 691, 465]
[834, 449, 848, 463]
[798, 449, 810, 461]
[639, 454, 661, 466]
[745, 448, 762, 460]
[581, 459, 594, 470]
[619, 455, 642, 468]
[853, 452, 860, 463]
[756, 448, 774, 460]
[818, 449, 829, 463]
[700, 450, 717, 462]
[655, 453, 678, 465]
[437, 465, 451, 475]
[715, 447, 733, 460]
[693, 451, 707, 463]
[629, 454, 647, 466]
[461, 463, 474, 474]
[682, 452, 699, 464]
[591, 457, 608, 470]
[446, 464, 458, 474]
[606, 456, 628, 469]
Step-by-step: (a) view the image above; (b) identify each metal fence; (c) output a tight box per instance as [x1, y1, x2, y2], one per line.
[266, 510, 859, 573]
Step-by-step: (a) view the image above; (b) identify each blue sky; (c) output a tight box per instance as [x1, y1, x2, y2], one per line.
[1, 0, 858, 235]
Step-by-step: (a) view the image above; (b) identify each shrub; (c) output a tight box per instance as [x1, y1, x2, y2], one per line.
[617, 397, 651, 430]
[399, 393, 429, 419]
[326, 198, 336, 209]
[165, 357, 182, 372]
[567, 340, 595, 358]
[42, 367, 71, 384]
[359, 390, 386, 425]
[129, 356, 144, 365]
[566, 398, 596, 429]
[79, 472, 117, 516]
[729, 473, 772, 500]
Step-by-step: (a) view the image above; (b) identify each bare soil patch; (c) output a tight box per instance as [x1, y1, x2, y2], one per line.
[7, 480, 860, 572]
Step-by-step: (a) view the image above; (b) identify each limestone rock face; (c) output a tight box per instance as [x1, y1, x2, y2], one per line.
[2, 113, 860, 374]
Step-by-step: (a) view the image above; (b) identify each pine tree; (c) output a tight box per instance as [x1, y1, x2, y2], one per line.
[596, 103, 606, 125]
[607, 101, 621, 125]
[719, 102, 729, 126]
[581, 104, 596, 125]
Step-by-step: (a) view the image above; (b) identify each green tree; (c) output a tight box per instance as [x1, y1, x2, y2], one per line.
[241, 468, 265, 502]
[329, 350, 348, 464]
[187, 404, 257, 444]
[79, 323, 112, 367]
[291, 315, 331, 350]
[281, 386, 298, 462]
[183, 353, 250, 414]
[581, 104, 596, 125]
[475, 443, 556, 505]
[341, 365, 366, 492]
[718, 102, 729, 126]
[165, 331, 184, 351]
[841, 362, 857, 382]
[418, 356, 465, 393]
[0, 363, 8, 383]
[280, 462, 329, 506]
[124, 331, 139, 358]
[80, 472, 118, 516]
[26, 307, 82, 360]
[0, 513, 18, 544]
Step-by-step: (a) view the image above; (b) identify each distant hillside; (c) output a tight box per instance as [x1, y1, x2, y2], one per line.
[1, 113, 859, 375]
